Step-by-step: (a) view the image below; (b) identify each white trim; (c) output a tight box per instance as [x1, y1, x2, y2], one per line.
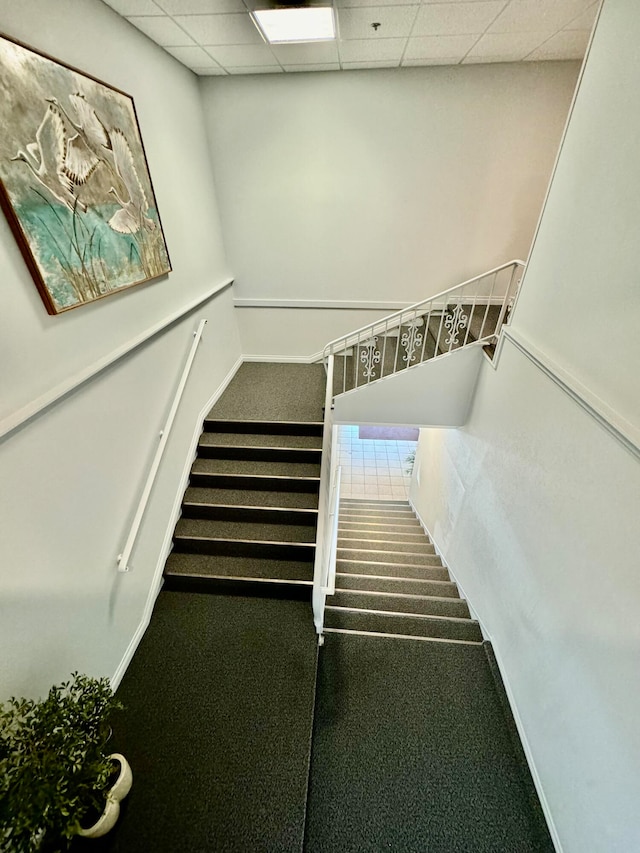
[409, 498, 562, 853]
[241, 352, 324, 364]
[0, 279, 234, 443]
[323, 627, 480, 646]
[110, 355, 243, 690]
[495, 329, 640, 460]
[234, 298, 409, 310]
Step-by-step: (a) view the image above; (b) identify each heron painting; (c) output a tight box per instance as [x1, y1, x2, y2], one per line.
[0, 34, 171, 314]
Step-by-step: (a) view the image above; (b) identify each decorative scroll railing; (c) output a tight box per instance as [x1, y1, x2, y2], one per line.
[311, 355, 342, 640]
[323, 260, 525, 396]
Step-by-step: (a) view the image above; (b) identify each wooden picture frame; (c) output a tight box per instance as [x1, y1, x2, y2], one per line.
[0, 33, 171, 315]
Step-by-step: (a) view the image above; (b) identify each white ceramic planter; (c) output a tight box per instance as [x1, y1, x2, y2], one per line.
[76, 753, 133, 839]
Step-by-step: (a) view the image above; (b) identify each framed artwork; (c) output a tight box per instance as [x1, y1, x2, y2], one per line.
[0, 33, 171, 315]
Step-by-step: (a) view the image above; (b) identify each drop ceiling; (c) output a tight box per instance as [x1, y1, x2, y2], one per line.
[102, 0, 599, 76]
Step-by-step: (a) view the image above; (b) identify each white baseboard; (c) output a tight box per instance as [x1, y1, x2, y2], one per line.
[111, 355, 243, 691]
[408, 497, 563, 853]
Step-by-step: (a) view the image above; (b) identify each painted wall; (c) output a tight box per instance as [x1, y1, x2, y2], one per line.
[0, 0, 242, 698]
[410, 2, 640, 850]
[202, 62, 579, 356]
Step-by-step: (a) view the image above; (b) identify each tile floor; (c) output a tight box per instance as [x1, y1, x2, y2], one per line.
[336, 425, 417, 502]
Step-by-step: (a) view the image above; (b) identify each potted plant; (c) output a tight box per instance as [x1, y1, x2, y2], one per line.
[0, 672, 132, 852]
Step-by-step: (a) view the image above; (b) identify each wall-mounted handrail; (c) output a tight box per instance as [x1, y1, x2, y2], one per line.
[322, 259, 525, 360]
[117, 319, 207, 573]
[323, 260, 525, 395]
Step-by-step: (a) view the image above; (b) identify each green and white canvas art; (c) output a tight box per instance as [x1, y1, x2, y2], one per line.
[0, 34, 171, 314]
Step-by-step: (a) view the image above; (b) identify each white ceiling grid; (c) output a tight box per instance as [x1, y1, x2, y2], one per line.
[102, 0, 599, 75]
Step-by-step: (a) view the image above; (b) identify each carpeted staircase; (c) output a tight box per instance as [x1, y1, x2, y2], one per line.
[163, 362, 326, 599]
[333, 303, 503, 395]
[324, 498, 482, 642]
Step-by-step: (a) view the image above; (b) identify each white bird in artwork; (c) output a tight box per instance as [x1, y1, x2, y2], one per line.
[12, 103, 87, 211]
[107, 129, 155, 235]
[46, 92, 110, 185]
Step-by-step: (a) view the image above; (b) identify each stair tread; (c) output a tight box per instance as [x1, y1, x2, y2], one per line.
[184, 487, 320, 509]
[175, 518, 316, 543]
[336, 561, 446, 580]
[337, 540, 435, 553]
[199, 432, 322, 449]
[203, 418, 323, 435]
[336, 573, 460, 597]
[324, 607, 482, 642]
[164, 552, 314, 582]
[193, 458, 321, 477]
[330, 589, 470, 619]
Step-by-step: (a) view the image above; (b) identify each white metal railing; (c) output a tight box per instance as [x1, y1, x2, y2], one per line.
[323, 260, 525, 395]
[117, 319, 207, 573]
[311, 355, 342, 639]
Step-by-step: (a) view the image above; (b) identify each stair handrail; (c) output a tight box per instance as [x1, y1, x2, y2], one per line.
[322, 259, 525, 360]
[117, 319, 207, 573]
[312, 354, 341, 638]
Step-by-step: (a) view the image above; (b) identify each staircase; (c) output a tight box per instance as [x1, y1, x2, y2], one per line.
[163, 417, 323, 598]
[323, 498, 482, 643]
[326, 260, 524, 397]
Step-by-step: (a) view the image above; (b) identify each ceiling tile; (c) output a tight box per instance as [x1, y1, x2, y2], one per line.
[283, 64, 341, 72]
[465, 30, 553, 60]
[174, 13, 264, 44]
[343, 59, 399, 68]
[339, 37, 405, 61]
[271, 42, 340, 65]
[405, 34, 478, 59]
[564, 2, 599, 31]
[226, 66, 284, 74]
[103, 0, 164, 15]
[413, 2, 506, 37]
[205, 43, 280, 66]
[337, 6, 418, 40]
[489, 0, 596, 34]
[165, 44, 222, 67]
[525, 28, 590, 60]
[157, 0, 246, 12]
[127, 15, 195, 45]
[336, 0, 417, 6]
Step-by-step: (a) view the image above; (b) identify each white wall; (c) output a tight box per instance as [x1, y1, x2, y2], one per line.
[0, 0, 242, 698]
[202, 62, 578, 356]
[410, 2, 640, 850]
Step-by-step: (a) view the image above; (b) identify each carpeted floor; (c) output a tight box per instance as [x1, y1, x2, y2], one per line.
[208, 363, 326, 422]
[72, 593, 317, 853]
[304, 632, 554, 853]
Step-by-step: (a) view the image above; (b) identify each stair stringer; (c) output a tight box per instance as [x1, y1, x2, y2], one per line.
[332, 344, 484, 427]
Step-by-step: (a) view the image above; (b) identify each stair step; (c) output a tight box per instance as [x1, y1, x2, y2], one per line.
[184, 486, 319, 509]
[173, 533, 315, 561]
[192, 458, 321, 478]
[337, 538, 435, 554]
[336, 573, 460, 597]
[329, 589, 471, 619]
[199, 432, 322, 449]
[324, 607, 482, 642]
[197, 443, 322, 464]
[181, 502, 318, 526]
[175, 517, 316, 543]
[336, 559, 446, 580]
[163, 553, 312, 600]
[339, 512, 424, 533]
[337, 528, 427, 543]
[203, 419, 323, 436]
[341, 499, 410, 507]
[337, 547, 436, 566]
[189, 472, 320, 493]
[165, 552, 313, 582]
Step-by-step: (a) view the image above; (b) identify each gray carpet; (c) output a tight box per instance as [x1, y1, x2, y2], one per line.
[209, 363, 326, 422]
[72, 593, 317, 853]
[304, 632, 554, 853]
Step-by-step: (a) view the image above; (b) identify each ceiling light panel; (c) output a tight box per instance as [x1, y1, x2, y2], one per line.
[252, 7, 336, 44]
